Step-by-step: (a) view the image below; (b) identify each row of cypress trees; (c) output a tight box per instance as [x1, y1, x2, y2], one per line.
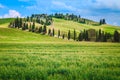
[9, 17, 120, 42]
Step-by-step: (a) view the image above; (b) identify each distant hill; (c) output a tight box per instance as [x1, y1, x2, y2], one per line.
[0, 18, 15, 25]
[48, 18, 120, 34]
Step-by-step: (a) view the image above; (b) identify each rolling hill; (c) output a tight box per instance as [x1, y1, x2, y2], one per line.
[48, 18, 120, 34]
[0, 18, 120, 80]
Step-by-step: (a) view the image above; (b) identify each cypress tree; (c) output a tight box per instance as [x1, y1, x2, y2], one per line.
[78, 33, 81, 41]
[26, 23, 28, 29]
[27, 16, 29, 21]
[99, 19, 102, 25]
[101, 31, 105, 42]
[96, 31, 99, 42]
[85, 30, 89, 41]
[98, 29, 102, 41]
[39, 26, 42, 33]
[52, 28, 55, 36]
[83, 29, 86, 40]
[30, 17, 33, 22]
[48, 29, 51, 35]
[73, 29, 76, 41]
[19, 18, 22, 28]
[114, 30, 119, 42]
[103, 19, 106, 24]
[43, 25, 47, 34]
[62, 34, 65, 39]
[32, 22, 35, 32]
[103, 32, 107, 42]
[78, 31, 83, 41]
[15, 17, 19, 28]
[58, 30, 60, 38]
[22, 22, 26, 30]
[68, 30, 71, 40]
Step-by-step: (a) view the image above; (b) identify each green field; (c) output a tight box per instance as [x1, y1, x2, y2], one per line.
[0, 18, 120, 80]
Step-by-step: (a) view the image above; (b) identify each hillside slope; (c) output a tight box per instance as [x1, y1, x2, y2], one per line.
[0, 19, 67, 43]
[0, 27, 67, 43]
[48, 18, 120, 34]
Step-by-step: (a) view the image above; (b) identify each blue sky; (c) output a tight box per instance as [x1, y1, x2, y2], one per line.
[0, 0, 120, 26]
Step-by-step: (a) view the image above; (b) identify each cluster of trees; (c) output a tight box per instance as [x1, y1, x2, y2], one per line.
[9, 17, 23, 28]
[9, 17, 48, 34]
[99, 19, 106, 25]
[53, 13, 107, 25]
[9, 16, 120, 42]
[26, 14, 53, 26]
[53, 13, 86, 24]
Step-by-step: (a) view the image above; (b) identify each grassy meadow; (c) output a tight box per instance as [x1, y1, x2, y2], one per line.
[0, 18, 120, 80]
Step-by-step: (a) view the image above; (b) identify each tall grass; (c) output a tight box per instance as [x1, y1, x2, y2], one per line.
[0, 43, 120, 80]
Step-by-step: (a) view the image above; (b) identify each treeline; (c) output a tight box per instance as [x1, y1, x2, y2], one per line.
[52, 13, 106, 25]
[9, 16, 120, 42]
[25, 14, 53, 26]
[53, 13, 87, 24]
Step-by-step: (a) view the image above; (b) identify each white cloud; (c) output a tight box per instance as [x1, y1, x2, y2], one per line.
[92, 0, 120, 9]
[52, 1, 74, 10]
[52, 1, 89, 14]
[0, 3, 4, 8]
[113, 22, 118, 26]
[3, 10, 21, 18]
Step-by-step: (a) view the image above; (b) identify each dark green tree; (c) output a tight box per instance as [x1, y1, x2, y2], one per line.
[99, 19, 102, 25]
[99, 19, 106, 25]
[98, 29, 102, 41]
[62, 34, 65, 39]
[101, 31, 105, 42]
[30, 17, 33, 22]
[103, 32, 107, 42]
[38, 27, 42, 33]
[26, 16, 29, 21]
[19, 18, 22, 28]
[52, 28, 55, 36]
[22, 22, 26, 30]
[83, 29, 86, 40]
[96, 31, 99, 42]
[68, 30, 71, 40]
[85, 30, 89, 41]
[40, 20, 44, 25]
[58, 30, 60, 38]
[103, 19, 106, 24]
[32, 22, 35, 32]
[114, 30, 119, 42]
[73, 29, 76, 41]
[15, 17, 19, 28]
[48, 29, 51, 35]
[43, 25, 47, 34]
[26, 23, 28, 29]
[78, 31, 83, 41]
